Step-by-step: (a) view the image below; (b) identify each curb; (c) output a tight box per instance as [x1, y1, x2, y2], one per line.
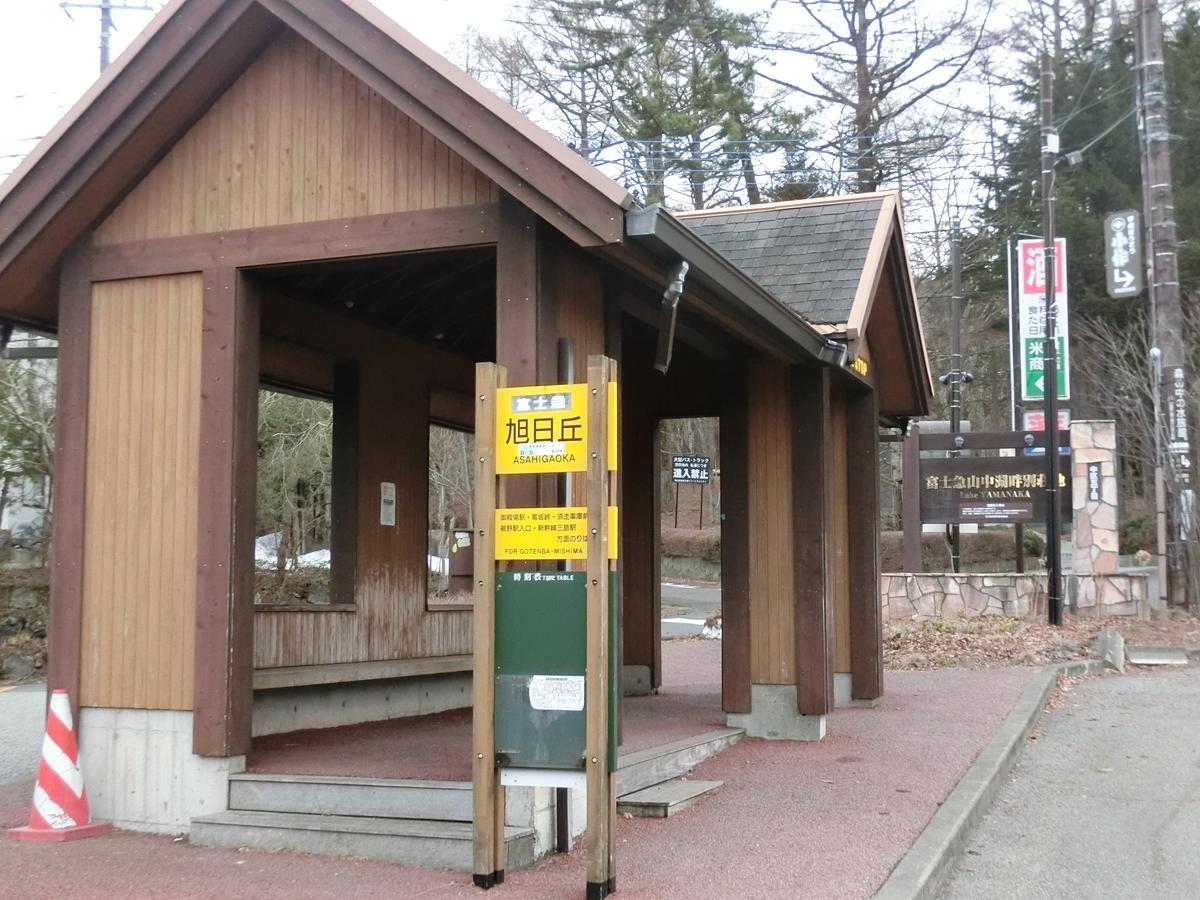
[873, 658, 1106, 900]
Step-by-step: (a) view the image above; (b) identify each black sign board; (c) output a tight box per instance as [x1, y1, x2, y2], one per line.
[671, 455, 710, 484]
[1104, 210, 1143, 299]
[919, 456, 1072, 525]
[1086, 462, 1102, 503]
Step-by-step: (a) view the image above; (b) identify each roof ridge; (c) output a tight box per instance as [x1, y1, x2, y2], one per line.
[674, 191, 896, 219]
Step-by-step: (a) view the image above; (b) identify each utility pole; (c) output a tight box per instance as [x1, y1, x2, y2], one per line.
[1136, 0, 1195, 610]
[948, 220, 963, 573]
[60, 1, 155, 73]
[1040, 51, 1064, 626]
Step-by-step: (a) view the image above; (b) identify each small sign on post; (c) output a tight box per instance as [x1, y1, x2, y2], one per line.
[671, 455, 710, 483]
[1104, 210, 1143, 299]
[671, 454, 711, 529]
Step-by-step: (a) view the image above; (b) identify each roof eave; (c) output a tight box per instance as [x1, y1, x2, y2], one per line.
[624, 205, 843, 365]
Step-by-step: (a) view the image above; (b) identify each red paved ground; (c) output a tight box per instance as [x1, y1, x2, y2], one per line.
[248, 640, 727, 780]
[0, 644, 1038, 899]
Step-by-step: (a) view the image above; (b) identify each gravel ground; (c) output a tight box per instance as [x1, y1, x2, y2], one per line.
[0, 660, 1037, 899]
[941, 664, 1200, 899]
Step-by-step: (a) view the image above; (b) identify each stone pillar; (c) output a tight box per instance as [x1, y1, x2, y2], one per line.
[1070, 420, 1119, 576]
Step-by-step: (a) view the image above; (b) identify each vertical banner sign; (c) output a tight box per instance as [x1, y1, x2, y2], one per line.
[1016, 237, 1070, 402]
[1104, 210, 1143, 299]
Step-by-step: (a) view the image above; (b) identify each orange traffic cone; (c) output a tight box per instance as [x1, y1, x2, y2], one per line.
[6, 689, 111, 842]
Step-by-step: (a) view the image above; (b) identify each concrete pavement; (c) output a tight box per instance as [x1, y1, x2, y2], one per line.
[660, 581, 720, 637]
[0, 682, 44, 785]
[941, 665, 1200, 899]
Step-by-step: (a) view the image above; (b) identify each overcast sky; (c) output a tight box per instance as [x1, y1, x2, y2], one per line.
[0, 0, 518, 182]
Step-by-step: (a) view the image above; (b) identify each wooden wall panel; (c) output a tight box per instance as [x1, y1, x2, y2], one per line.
[252, 294, 476, 669]
[747, 359, 794, 685]
[94, 30, 499, 246]
[79, 274, 203, 709]
[831, 395, 852, 671]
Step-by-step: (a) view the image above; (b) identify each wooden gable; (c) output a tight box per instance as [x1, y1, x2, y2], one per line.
[95, 30, 498, 245]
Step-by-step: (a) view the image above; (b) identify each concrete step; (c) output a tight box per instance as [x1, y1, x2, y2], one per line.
[191, 810, 535, 872]
[617, 778, 722, 818]
[229, 773, 472, 821]
[615, 727, 744, 796]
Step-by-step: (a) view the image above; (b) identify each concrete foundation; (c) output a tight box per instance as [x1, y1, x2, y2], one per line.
[79, 708, 242, 832]
[726, 684, 826, 740]
[508, 784, 587, 857]
[252, 671, 471, 737]
[622, 664, 653, 696]
[834, 672, 879, 708]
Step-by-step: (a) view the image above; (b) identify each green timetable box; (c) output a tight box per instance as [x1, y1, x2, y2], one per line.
[494, 571, 616, 772]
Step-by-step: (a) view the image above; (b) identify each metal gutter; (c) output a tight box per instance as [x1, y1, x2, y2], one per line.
[624, 204, 846, 366]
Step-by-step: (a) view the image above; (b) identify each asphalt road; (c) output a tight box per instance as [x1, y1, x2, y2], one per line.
[660, 580, 720, 637]
[941, 665, 1200, 899]
[0, 682, 45, 785]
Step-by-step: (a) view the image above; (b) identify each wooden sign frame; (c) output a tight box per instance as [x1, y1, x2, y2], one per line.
[472, 356, 618, 897]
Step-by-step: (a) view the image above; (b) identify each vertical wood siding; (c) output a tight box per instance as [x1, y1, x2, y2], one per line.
[747, 359, 795, 684]
[94, 30, 498, 245]
[79, 274, 203, 709]
[831, 394, 852, 671]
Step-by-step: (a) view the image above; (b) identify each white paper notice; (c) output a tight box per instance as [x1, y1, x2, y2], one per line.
[379, 481, 396, 526]
[528, 675, 585, 712]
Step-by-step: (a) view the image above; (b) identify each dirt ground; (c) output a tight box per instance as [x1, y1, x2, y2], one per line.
[884, 610, 1200, 670]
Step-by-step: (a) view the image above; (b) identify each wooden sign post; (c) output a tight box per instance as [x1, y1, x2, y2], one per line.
[472, 356, 618, 897]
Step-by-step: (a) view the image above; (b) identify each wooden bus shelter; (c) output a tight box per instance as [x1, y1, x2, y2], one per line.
[0, 0, 931, 857]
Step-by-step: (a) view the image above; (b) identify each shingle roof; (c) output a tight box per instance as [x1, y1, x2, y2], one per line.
[680, 198, 885, 325]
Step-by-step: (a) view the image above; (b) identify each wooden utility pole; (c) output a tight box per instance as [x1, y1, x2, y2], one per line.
[1040, 51, 1064, 626]
[1136, 0, 1195, 609]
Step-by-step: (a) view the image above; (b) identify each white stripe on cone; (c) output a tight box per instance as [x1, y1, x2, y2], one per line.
[33, 784, 78, 830]
[48, 691, 74, 732]
[40, 731, 85, 798]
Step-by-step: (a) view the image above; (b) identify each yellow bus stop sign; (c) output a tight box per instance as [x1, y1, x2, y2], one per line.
[495, 382, 617, 474]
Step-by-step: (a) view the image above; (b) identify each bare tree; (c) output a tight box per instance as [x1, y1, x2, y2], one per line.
[759, 0, 994, 192]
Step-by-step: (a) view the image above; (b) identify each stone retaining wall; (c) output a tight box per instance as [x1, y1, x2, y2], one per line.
[0, 579, 48, 680]
[881, 572, 1149, 621]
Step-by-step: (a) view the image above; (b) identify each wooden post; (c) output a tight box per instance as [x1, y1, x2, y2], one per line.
[792, 366, 833, 716]
[47, 241, 92, 723]
[585, 355, 615, 897]
[719, 364, 751, 714]
[472, 363, 505, 888]
[193, 267, 259, 757]
[846, 389, 883, 702]
[901, 423, 922, 572]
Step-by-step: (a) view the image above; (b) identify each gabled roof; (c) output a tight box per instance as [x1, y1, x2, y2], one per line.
[679, 193, 933, 416]
[679, 193, 888, 327]
[0, 0, 633, 326]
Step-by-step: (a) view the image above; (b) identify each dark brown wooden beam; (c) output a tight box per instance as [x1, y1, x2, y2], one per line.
[719, 362, 752, 714]
[85, 204, 501, 282]
[846, 388, 883, 701]
[495, 197, 548, 513]
[46, 241, 92, 721]
[792, 365, 834, 716]
[193, 268, 259, 757]
[330, 362, 360, 608]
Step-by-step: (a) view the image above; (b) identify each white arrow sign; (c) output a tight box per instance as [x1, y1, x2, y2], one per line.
[1113, 268, 1136, 291]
